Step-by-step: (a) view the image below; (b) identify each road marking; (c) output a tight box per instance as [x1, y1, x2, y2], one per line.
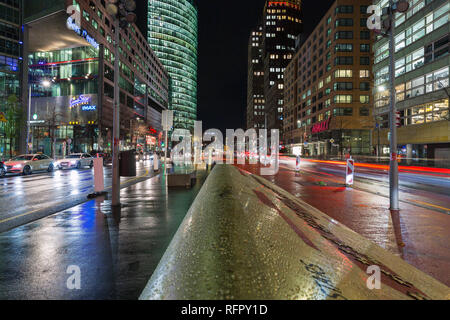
[410, 200, 450, 212]
[281, 164, 450, 215]
[0, 168, 151, 225]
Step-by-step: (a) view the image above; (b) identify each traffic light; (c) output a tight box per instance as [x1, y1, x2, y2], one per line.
[106, 0, 137, 28]
[395, 111, 402, 128]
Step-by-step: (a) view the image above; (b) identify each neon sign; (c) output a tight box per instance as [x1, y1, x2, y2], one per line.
[70, 95, 91, 108]
[66, 18, 99, 49]
[70, 95, 97, 111]
[311, 118, 331, 134]
[81, 105, 97, 111]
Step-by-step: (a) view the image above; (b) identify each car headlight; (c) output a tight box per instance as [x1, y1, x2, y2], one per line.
[13, 164, 23, 168]
[70, 160, 77, 164]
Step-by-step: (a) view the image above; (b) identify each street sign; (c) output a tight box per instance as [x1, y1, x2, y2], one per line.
[346, 158, 355, 186]
[0, 112, 7, 123]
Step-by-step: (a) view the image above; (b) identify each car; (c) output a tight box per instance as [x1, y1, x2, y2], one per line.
[0, 161, 6, 178]
[91, 152, 112, 165]
[4, 154, 55, 175]
[57, 153, 94, 170]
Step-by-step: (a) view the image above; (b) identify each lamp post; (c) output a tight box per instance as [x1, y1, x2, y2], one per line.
[106, 0, 136, 208]
[27, 80, 51, 154]
[370, 0, 409, 211]
[387, 0, 400, 211]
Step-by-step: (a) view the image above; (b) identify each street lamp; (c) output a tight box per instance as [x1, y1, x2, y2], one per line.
[374, 0, 409, 212]
[27, 79, 51, 154]
[106, 0, 136, 208]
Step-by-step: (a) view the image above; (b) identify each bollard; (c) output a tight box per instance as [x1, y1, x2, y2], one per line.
[346, 156, 355, 186]
[153, 154, 159, 172]
[88, 157, 107, 198]
[295, 155, 301, 172]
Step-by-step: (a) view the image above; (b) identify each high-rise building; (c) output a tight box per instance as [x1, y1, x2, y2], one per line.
[0, 0, 24, 158]
[247, 25, 265, 130]
[21, 0, 169, 157]
[373, 0, 449, 161]
[147, 0, 198, 131]
[284, 0, 374, 157]
[262, 0, 303, 137]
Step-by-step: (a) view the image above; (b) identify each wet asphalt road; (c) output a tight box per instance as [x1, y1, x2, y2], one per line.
[0, 161, 152, 233]
[279, 157, 450, 214]
[0, 170, 208, 299]
[237, 160, 450, 286]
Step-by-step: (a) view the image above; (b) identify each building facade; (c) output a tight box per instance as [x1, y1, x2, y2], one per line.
[373, 0, 449, 161]
[284, 0, 374, 157]
[0, 0, 23, 158]
[148, 0, 198, 131]
[246, 25, 265, 130]
[22, 0, 169, 157]
[262, 0, 303, 137]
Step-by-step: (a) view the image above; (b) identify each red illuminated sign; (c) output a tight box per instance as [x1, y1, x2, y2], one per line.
[311, 118, 331, 134]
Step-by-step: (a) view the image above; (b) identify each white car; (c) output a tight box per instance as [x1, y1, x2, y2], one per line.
[57, 153, 94, 170]
[4, 154, 55, 175]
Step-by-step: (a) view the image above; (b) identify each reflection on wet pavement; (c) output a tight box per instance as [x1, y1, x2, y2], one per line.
[0, 170, 208, 300]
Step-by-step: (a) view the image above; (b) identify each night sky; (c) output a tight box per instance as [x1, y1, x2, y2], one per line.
[136, 0, 335, 132]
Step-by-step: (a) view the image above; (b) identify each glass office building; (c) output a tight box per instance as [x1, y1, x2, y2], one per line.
[23, 0, 169, 157]
[0, 0, 22, 159]
[373, 0, 449, 161]
[148, 0, 198, 131]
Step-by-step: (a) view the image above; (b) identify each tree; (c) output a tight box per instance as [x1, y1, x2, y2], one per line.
[44, 104, 63, 159]
[3, 95, 24, 158]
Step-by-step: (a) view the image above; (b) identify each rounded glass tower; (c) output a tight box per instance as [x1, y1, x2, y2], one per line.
[148, 0, 198, 131]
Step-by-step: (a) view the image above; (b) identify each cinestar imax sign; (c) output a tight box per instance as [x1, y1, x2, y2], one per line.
[70, 95, 97, 111]
[66, 17, 99, 50]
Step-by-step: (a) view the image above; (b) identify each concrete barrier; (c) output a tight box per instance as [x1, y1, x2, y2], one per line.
[140, 165, 450, 300]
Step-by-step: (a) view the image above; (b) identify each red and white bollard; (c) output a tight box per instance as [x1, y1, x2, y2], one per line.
[346, 157, 355, 186]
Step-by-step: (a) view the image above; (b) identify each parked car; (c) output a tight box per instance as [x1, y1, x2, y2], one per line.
[90, 152, 112, 165]
[4, 154, 55, 175]
[0, 161, 6, 178]
[57, 153, 94, 170]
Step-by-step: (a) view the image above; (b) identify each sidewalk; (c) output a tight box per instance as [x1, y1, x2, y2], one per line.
[0, 169, 209, 299]
[236, 163, 450, 287]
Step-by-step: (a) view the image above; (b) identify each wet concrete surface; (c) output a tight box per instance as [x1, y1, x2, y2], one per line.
[236, 161, 450, 287]
[0, 161, 153, 232]
[141, 165, 450, 300]
[0, 169, 208, 299]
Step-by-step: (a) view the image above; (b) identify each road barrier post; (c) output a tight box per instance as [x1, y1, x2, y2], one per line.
[346, 157, 355, 186]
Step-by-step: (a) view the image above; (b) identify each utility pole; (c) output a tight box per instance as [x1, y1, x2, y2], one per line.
[106, 0, 137, 208]
[388, 0, 399, 211]
[26, 85, 31, 154]
[368, 0, 409, 211]
[112, 17, 120, 207]
[162, 110, 173, 177]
